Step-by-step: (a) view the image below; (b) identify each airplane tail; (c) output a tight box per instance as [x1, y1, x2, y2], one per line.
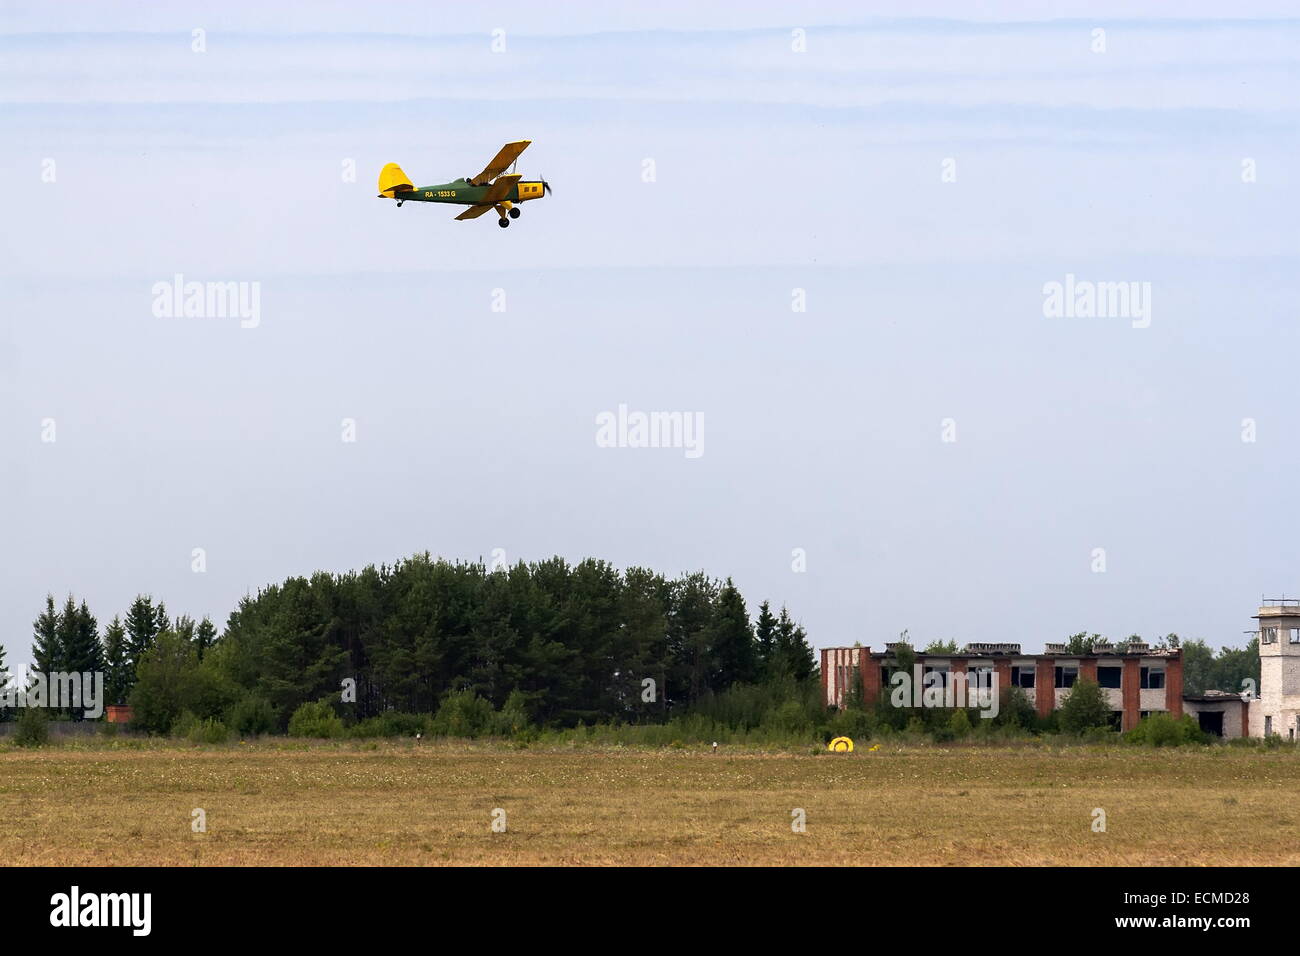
[378, 163, 414, 198]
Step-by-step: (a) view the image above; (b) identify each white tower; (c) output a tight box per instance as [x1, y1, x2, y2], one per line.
[1252, 599, 1300, 739]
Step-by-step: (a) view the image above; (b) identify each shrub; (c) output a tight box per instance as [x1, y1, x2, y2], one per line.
[948, 708, 973, 737]
[170, 710, 200, 738]
[1057, 678, 1111, 735]
[1124, 713, 1208, 747]
[13, 707, 49, 747]
[287, 701, 345, 738]
[429, 689, 497, 738]
[825, 707, 874, 742]
[187, 717, 229, 744]
[994, 687, 1036, 729]
[227, 695, 277, 737]
[493, 690, 532, 737]
[348, 712, 429, 739]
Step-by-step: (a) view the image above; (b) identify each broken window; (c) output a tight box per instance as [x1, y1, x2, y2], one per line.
[1054, 665, 1078, 689]
[1140, 667, 1165, 689]
[1011, 666, 1035, 688]
[1098, 666, 1122, 689]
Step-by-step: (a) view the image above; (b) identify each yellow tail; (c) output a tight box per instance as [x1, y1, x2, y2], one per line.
[378, 163, 414, 198]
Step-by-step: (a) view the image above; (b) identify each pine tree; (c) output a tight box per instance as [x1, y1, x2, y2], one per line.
[125, 595, 163, 672]
[31, 595, 63, 675]
[710, 580, 756, 689]
[63, 600, 103, 674]
[55, 597, 103, 719]
[195, 617, 217, 660]
[754, 600, 778, 679]
[103, 616, 130, 706]
[172, 614, 196, 643]
[771, 606, 815, 682]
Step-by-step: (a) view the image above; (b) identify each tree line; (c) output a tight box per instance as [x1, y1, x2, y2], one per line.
[12, 554, 816, 734]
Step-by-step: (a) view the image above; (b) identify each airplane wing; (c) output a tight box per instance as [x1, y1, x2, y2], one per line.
[482, 174, 522, 202]
[455, 204, 495, 220]
[470, 141, 531, 185]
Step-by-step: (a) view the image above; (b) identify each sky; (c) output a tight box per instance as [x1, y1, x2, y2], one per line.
[1, 2, 1298, 673]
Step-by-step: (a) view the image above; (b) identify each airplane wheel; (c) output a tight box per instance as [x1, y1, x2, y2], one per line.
[498, 218, 509, 228]
[508, 207, 520, 219]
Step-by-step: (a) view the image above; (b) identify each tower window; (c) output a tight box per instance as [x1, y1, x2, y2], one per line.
[1290, 628, 1300, 644]
[1263, 627, 1278, 644]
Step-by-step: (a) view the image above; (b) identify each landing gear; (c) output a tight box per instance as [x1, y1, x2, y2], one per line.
[498, 218, 510, 228]
[396, 200, 404, 207]
[508, 206, 520, 219]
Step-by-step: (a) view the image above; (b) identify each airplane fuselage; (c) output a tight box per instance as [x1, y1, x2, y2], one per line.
[393, 178, 546, 205]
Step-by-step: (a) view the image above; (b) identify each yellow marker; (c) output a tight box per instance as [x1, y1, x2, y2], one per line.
[868, 743, 880, 752]
[828, 736, 854, 752]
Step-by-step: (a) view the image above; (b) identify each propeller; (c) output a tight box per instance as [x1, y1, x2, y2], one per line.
[541, 175, 553, 196]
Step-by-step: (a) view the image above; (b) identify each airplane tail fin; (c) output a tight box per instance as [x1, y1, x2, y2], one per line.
[378, 163, 414, 198]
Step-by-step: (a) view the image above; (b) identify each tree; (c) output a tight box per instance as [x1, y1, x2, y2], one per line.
[31, 595, 62, 675]
[1064, 632, 1105, 655]
[1180, 638, 1215, 696]
[102, 616, 130, 706]
[710, 580, 756, 689]
[128, 630, 200, 734]
[771, 607, 814, 682]
[753, 601, 778, 679]
[1058, 677, 1111, 734]
[924, 639, 959, 654]
[125, 595, 164, 674]
[59, 598, 104, 719]
[195, 617, 218, 660]
[1211, 639, 1259, 697]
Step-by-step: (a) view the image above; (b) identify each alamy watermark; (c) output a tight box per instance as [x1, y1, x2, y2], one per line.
[888, 666, 1000, 719]
[2, 671, 105, 718]
[595, 404, 703, 459]
[1042, 273, 1151, 329]
[152, 273, 261, 329]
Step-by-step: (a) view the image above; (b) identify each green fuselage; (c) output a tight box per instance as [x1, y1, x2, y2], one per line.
[401, 179, 537, 204]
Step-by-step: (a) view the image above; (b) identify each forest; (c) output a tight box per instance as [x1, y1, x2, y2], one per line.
[7, 554, 816, 736]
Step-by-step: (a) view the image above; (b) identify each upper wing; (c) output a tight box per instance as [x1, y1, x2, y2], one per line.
[454, 204, 495, 220]
[482, 174, 522, 202]
[470, 141, 531, 185]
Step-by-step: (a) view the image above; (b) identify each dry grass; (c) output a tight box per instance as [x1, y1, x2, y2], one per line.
[1, 739, 1296, 865]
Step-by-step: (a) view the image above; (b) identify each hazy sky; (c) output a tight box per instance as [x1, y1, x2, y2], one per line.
[2, 2, 1298, 672]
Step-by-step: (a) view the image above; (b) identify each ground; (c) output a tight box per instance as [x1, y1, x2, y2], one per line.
[1, 740, 1296, 865]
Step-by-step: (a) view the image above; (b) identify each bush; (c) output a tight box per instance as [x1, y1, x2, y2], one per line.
[348, 712, 430, 739]
[227, 695, 277, 737]
[1057, 678, 1111, 735]
[287, 701, 345, 738]
[429, 689, 497, 738]
[994, 687, 1037, 729]
[1124, 713, 1208, 747]
[493, 690, 532, 737]
[187, 717, 229, 744]
[170, 710, 200, 737]
[825, 707, 874, 742]
[13, 707, 49, 747]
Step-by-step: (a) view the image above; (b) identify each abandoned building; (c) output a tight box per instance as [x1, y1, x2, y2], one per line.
[821, 599, 1295, 739]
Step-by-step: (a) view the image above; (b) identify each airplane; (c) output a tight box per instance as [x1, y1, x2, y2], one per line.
[377, 140, 550, 228]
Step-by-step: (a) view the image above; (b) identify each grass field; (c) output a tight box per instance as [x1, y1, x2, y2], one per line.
[2, 740, 1297, 865]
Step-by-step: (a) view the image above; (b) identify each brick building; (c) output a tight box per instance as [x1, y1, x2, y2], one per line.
[821, 640, 1183, 731]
